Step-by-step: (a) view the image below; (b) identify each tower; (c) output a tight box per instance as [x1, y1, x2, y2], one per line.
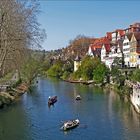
[74, 56, 81, 72]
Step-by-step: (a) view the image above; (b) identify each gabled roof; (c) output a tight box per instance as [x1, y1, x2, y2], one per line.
[124, 32, 133, 41]
[133, 32, 140, 40]
[89, 37, 110, 50]
[130, 23, 140, 28]
[103, 43, 110, 52]
[132, 33, 140, 49]
[111, 29, 125, 37]
[75, 55, 81, 61]
[117, 29, 125, 37]
[88, 37, 111, 56]
[133, 33, 140, 53]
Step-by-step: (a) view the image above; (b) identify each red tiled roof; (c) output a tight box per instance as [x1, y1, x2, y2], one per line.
[117, 29, 125, 37]
[89, 37, 111, 53]
[88, 22, 140, 55]
[89, 38, 97, 44]
[104, 44, 110, 52]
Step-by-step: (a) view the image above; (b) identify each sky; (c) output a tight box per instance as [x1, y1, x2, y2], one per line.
[38, 0, 140, 51]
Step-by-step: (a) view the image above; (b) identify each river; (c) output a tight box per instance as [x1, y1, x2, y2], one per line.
[0, 77, 140, 140]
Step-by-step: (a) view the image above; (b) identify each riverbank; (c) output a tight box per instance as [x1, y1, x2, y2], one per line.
[0, 83, 29, 108]
[65, 78, 140, 114]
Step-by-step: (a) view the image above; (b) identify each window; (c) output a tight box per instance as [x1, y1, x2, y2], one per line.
[123, 42, 130, 46]
[123, 48, 129, 51]
[131, 41, 137, 47]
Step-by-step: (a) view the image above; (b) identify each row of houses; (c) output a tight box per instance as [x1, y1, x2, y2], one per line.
[87, 22, 140, 69]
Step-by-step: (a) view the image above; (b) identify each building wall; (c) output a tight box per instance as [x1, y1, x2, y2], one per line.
[117, 32, 121, 40]
[137, 54, 140, 68]
[130, 34, 137, 67]
[104, 44, 122, 69]
[101, 45, 106, 62]
[111, 32, 117, 42]
[105, 57, 114, 69]
[131, 87, 140, 113]
[123, 36, 130, 66]
[74, 61, 81, 72]
[87, 46, 93, 56]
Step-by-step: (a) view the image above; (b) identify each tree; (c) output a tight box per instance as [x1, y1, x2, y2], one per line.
[73, 56, 100, 81]
[21, 57, 40, 85]
[63, 59, 73, 73]
[131, 69, 140, 83]
[93, 63, 109, 84]
[47, 60, 63, 78]
[67, 35, 94, 59]
[110, 62, 125, 86]
[0, 0, 46, 77]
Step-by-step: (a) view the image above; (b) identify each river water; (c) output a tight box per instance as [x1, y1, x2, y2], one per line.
[0, 77, 140, 140]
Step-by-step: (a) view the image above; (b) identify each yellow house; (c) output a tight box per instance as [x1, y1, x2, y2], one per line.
[129, 33, 140, 68]
[74, 56, 81, 72]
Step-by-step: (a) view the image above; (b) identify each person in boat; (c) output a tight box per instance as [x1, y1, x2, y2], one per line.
[76, 95, 81, 100]
[62, 119, 80, 130]
[48, 96, 51, 100]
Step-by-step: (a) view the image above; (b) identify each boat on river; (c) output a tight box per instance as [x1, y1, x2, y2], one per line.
[61, 119, 80, 131]
[48, 96, 57, 105]
[75, 95, 81, 100]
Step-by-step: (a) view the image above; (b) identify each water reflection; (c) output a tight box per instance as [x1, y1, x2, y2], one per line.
[0, 77, 140, 140]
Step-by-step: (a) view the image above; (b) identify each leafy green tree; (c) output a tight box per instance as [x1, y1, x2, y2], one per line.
[21, 58, 40, 85]
[61, 59, 73, 80]
[71, 69, 81, 80]
[110, 64, 125, 86]
[80, 56, 95, 80]
[47, 60, 63, 78]
[40, 59, 52, 75]
[71, 56, 101, 81]
[63, 59, 74, 72]
[111, 66, 120, 77]
[61, 71, 71, 80]
[131, 69, 140, 82]
[93, 63, 109, 84]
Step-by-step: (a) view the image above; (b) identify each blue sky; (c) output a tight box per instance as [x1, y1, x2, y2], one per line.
[38, 0, 140, 50]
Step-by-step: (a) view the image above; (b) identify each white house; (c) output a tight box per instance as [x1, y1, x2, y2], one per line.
[107, 46, 117, 69]
[103, 41, 123, 69]
[87, 37, 107, 58]
[111, 32, 117, 43]
[111, 30, 124, 43]
[122, 34, 132, 67]
[101, 43, 110, 62]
